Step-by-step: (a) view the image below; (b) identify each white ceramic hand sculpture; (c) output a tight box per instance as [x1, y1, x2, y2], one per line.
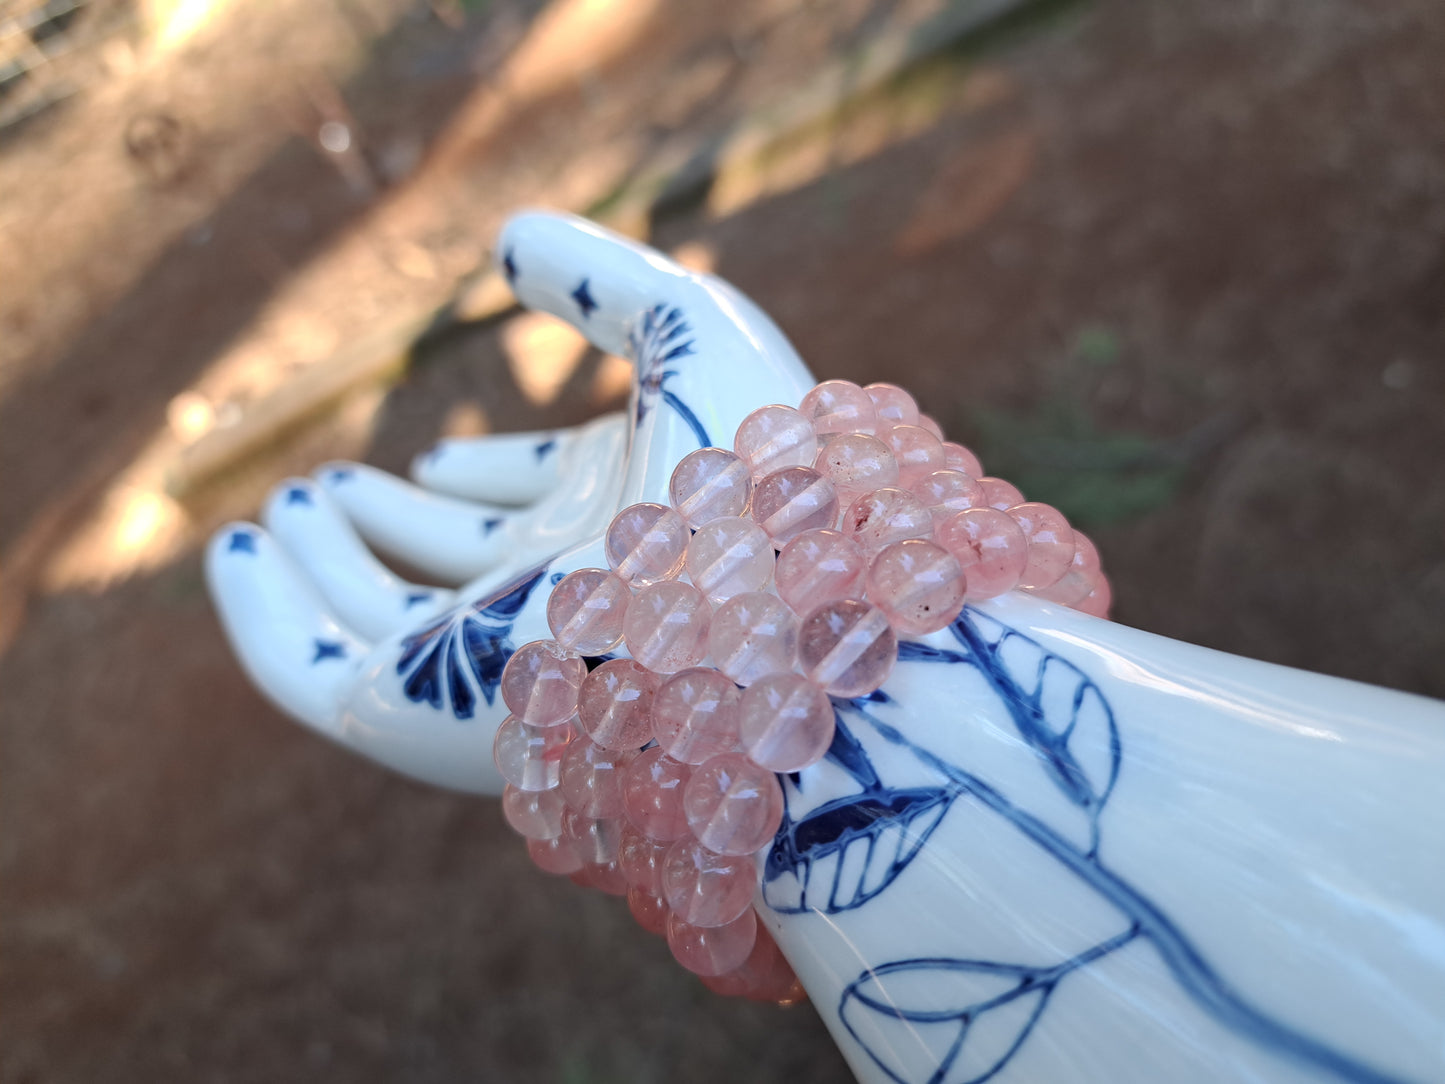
[208, 211, 1445, 1084]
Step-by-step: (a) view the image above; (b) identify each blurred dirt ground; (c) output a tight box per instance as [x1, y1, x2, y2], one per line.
[3, 0, 1444, 1080]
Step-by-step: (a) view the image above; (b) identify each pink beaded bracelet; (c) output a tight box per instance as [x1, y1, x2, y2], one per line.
[494, 380, 1111, 1002]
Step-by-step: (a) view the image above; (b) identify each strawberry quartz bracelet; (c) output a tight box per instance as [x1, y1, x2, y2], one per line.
[493, 380, 1112, 1002]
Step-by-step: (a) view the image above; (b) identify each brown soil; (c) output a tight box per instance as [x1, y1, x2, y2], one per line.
[3, 0, 1443, 1081]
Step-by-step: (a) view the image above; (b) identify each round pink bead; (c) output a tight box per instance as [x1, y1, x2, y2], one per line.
[559, 736, 634, 818]
[733, 404, 818, 479]
[546, 568, 630, 654]
[979, 476, 1025, 511]
[667, 909, 758, 976]
[812, 432, 899, 503]
[867, 539, 967, 635]
[843, 486, 934, 554]
[623, 580, 711, 673]
[864, 382, 920, 427]
[527, 835, 583, 875]
[934, 508, 1029, 599]
[737, 672, 836, 772]
[500, 639, 586, 726]
[493, 714, 573, 791]
[913, 469, 986, 521]
[917, 413, 945, 440]
[628, 886, 670, 935]
[561, 808, 625, 865]
[670, 447, 753, 528]
[701, 926, 800, 1003]
[797, 598, 898, 697]
[572, 859, 628, 897]
[684, 753, 785, 856]
[774, 528, 868, 614]
[942, 441, 983, 478]
[1007, 502, 1076, 590]
[576, 658, 661, 750]
[1028, 530, 1101, 607]
[502, 783, 567, 840]
[885, 424, 947, 489]
[799, 379, 879, 437]
[708, 591, 799, 686]
[685, 516, 775, 605]
[1078, 577, 1113, 619]
[662, 837, 760, 928]
[618, 825, 670, 895]
[605, 502, 688, 585]
[621, 746, 693, 841]
[652, 668, 743, 765]
[751, 466, 840, 546]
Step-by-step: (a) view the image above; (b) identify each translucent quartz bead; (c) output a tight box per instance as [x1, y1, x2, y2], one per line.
[701, 927, 800, 1003]
[561, 808, 624, 865]
[799, 379, 880, 437]
[942, 441, 983, 478]
[502, 783, 567, 840]
[733, 404, 818, 479]
[500, 639, 586, 727]
[708, 592, 799, 686]
[652, 668, 743, 765]
[685, 516, 775, 605]
[669, 447, 753, 527]
[979, 476, 1025, 511]
[751, 466, 840, 547]
[576, 658, 661, 750]
[774, 529, 867, 614]
[618, 825, 670, 895]
[622, 581, 711, 673]
[493, 714, 573, 791]
[867, 539, 967, 635]
[737, 672, 836, 772]
[546, 568, 630, 654]
[885, 424, 947, 490]
[812, 432, 899, 503]
[864, 382, 920, 427]
[683, 753, 785, 856]
[605, 502, 688, 586]
[667, 909, 757, 977]
[797, 598, 898, 698]
[934, 508, 1028, 600]
[620, 746, 693, 841]
[662, 837, 760, 927]
[1078, 577, 1113, 619]
[1028, 530, 1101, 607]
[917, 413, 945, 440]
[1007, 502, 1076, 590]
[913, 469, 985, 521]
[843, 486, 933, 554]
[571, 859, 628, 897]
[628, 886, 670, 935]
[559, 736, 634, 818]
[527, 835, 583, 875]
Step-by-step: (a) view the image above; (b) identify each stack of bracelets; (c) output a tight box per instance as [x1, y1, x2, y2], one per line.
[492, 379, 1112, 1003]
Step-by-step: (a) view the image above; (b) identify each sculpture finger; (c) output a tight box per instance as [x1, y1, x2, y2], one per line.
[205, 523, 368, 733]
[315, 462, 514, 585]
[409, 414, 626, 505]
[262, 478, 456, 642]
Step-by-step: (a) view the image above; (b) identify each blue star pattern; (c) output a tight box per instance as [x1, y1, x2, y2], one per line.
[628, 302, 709, 448]
[405, 591, 432, 608]
[502, 246, 518, 283]
[228, 529, 257, 554]
[482, 517, 504, 535]
[762, 609, 1406, 1084]
[285, 485, 312, 506]
[394, 567, 547, 720]
[323, 465, 355, 485]
[571, 277, 597, 318]
[533, 437, 557, 461]
[311, 639, 347, 663]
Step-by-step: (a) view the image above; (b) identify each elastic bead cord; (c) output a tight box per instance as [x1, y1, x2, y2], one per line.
[495, 377, 1110, 1004]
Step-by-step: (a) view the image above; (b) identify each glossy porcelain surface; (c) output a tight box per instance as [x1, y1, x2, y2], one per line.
[207, 210, 1445, 1084]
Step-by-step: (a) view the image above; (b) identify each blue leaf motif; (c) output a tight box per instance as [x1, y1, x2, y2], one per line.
[628, 302, 709, 447]
[394, 566, 547, 719]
